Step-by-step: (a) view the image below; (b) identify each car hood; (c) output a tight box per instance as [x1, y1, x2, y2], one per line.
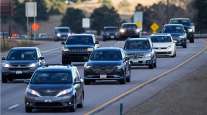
[86, 60, 122, 66]
[4, 60, 38, 65]
[29, 84, 72, 91]
[64, 45, 94, 48]
[153, 43, 173, 48]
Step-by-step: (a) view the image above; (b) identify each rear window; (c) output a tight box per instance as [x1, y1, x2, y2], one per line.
[104, 28, 118, 32]
[31, 71, 72, 84]
[163, 26, 185, 33]
[170, 19, 192, 26]
[122, 24, 137, 29]
[124, 40, 151, 50]
[151, 36, 172, 43]
[55, 28, 70, 33]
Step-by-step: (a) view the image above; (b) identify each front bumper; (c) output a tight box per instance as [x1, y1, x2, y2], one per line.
[103, 34, 117, 39]
[129, 57, 153, 66]
[154, 49, 174, 56]
[119, 32, 140, 39]
[25, 96, 73, 108]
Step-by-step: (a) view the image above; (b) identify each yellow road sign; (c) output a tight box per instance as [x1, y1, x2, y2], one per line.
[150, 22, 159, 33]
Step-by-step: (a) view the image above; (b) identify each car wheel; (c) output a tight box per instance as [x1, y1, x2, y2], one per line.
[154, 63, 157, 68]
[84, 80, 91, 85]
[172, 53, 176, 57]
[77, 93, 84, 108]
[70, 96, 77, 112]
[119, 74, 126, 84]
[2, 75, 8, 83]
[126, 70, 131, 82]
[62, 56, 67, 65]
[148, 64, 154, 69]
[25, 106, 32, 113]
[189, 37, 194, 43]
[183, 43, 187, 48]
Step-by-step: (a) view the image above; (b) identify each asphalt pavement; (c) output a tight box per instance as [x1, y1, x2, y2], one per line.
[1, 39, 207, 115]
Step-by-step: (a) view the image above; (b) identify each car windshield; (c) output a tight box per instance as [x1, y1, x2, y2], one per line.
[56, 28, 70, 33]
[151, 36, 172, 43]
[163, 26, 185, 33]
[7, 49, 37, 60]
[104, 28, 117, 32]
[125, 40, 151, 50]
[122, 24, 137, 29]
[170, 20, 191, 26]
[90, 50, 122, 61]
[31, 71, 72, 84]
[66, 36, 94, 45]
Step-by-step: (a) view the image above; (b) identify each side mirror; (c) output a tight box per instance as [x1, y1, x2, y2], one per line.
[2, 57, 6, 60]
[61, 41, 65, 45]
[39, 56, 44, 60]
[24, 79, 30, 84]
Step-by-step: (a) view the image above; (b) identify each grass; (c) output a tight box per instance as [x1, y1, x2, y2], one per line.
[0, 39, 40, 52]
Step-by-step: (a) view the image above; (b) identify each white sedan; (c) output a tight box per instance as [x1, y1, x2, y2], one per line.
[150, 33, 176, 57]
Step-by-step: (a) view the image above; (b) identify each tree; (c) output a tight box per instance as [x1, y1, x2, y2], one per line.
[61, 8, 85, 33]
[90, 5, 121, 34]
[192, 0, 207, 32]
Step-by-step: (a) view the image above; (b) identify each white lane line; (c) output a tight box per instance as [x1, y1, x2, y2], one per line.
[42, 47, 61, 54]
[8, 104, 20, 110]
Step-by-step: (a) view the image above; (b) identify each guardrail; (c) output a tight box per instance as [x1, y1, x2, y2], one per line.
[194, 34, 207, 38]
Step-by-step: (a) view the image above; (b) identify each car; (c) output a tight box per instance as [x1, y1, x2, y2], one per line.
[54, 26, 71, 41]
[102, 26, 119, 41]
[162, 24, 187, 48]
[84, 47, 131, 84]
[150, 33, 176, 57]
[169, 18, 195, 43]
[1, 47, 45, 83]
[38, 33, 49, 39]
[119, 23, 141, 40]
[62, 34, 99, 64]
[24, 65, 84, 112]
[0, 32, 9, 39]
[124, 38, 157, 69]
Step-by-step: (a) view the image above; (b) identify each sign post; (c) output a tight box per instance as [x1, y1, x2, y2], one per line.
[25, 2, 37, 39]
[82, 18, 90, 32]
[150, 22, 160, 33]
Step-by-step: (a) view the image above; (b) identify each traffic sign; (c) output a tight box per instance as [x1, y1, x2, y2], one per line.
[25, 2, 37, 17]
[133, 12, 143, 30]
[32, 23, 40, 32]
[82, 18, 90, 29]
[150, 22, 159, 33]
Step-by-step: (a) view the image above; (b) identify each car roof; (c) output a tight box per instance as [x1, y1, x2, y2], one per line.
[95, 47, 122, 51]
[126, 37, 150, 41]
[11, 47, 38, 50]
[170, 18, 190, 20]
[55, 26, 70, 29]
[104, 26, 118, 28]
[164, 24, 184, 27]
[122, 23, 136, 25]
[151, 33, 171, 36]
[70, 33, 94, 36]
[37, 65, 75, 71]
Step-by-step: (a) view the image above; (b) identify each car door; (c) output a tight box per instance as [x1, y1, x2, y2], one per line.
[73, 70, 82, 102]
[37, 48, 45, 66]
[122, 50, 130, 76]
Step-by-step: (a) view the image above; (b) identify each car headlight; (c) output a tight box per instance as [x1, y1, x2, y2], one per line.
[188, 28, 193, 32]
[87, 48, 93, 52]
[84, 64, 91, 69]
[167, 45, 173, 49]
[56, 88, 73, 97]
[62, 47, 69, 51]
[57, 33, 61, 37]
[28, 63, 36, 68]
[120, 29, 125, 33]
[26, 88, 41, 97]
[135, 28, 141, 33]
[67, 33, 71, 37]
[179, 34, 186, 39]
[2, 63, 10, 68]
[145, 53, 152, 57]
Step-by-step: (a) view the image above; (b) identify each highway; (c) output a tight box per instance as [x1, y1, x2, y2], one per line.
[1, 39, 207, 115]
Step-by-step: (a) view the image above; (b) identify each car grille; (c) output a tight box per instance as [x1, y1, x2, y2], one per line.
[154, 47, 168, 49]
[60, 35, 68, 38]
[156, 52, 171, 54]
[38, 90, 60, 96]
[34, 102, 63, 107]
[9, 68, 30, 71]
[70, 48, 87, 53]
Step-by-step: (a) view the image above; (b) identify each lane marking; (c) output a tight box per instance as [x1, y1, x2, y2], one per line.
[85, 41, 207, 115]
[8, 104, 20, 110]
[42, 47, 61, 54]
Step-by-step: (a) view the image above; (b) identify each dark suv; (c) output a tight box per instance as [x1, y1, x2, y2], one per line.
[102, 26, 119, 41]
[24, 65, 84, 112]
[162, 24, 187, 48]
[1, 47, 45, 83]
[62, 34, 99, 64]
[169, 18, 195, 43]
[84, 47, 131, 84]
[119, 23, 141, 40]
[55, 26, 71, 41]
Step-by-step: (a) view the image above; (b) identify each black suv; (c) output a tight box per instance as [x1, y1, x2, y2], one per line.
[1, 47, 45, 83]
[62, 34, 99, 64]
[162, 24, 187, 48]
[119, 23, 141, 40]
[24, 65, 84, 112]
[102, 26, 119, 41]
[169, 18, 195, 43]
[84, 47, 131, 84]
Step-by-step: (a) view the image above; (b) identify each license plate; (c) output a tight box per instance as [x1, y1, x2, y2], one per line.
[16, 71, 22, 74]
[100, 74, 107, 79]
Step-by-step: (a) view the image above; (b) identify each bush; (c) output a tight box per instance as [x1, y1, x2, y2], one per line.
[61, 8, 86, 33]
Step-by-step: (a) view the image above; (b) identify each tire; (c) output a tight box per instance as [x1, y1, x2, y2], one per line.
[70, 96, 77, 112]
[183, 43, 187, 48]
[77, 93, 84, 108]
[126, 70, 131, 82]
[154, 63, 157, 68]
[172, 53, 176, 57]
[119, 74, 126, 84]
[84, 80, 91, 85]
[25, 106, 32, 113]
[148, 64, 154, 69]
[189, 37, 194, 43]
[2, 75, 7, 83]
[62, 56, 67, 65]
